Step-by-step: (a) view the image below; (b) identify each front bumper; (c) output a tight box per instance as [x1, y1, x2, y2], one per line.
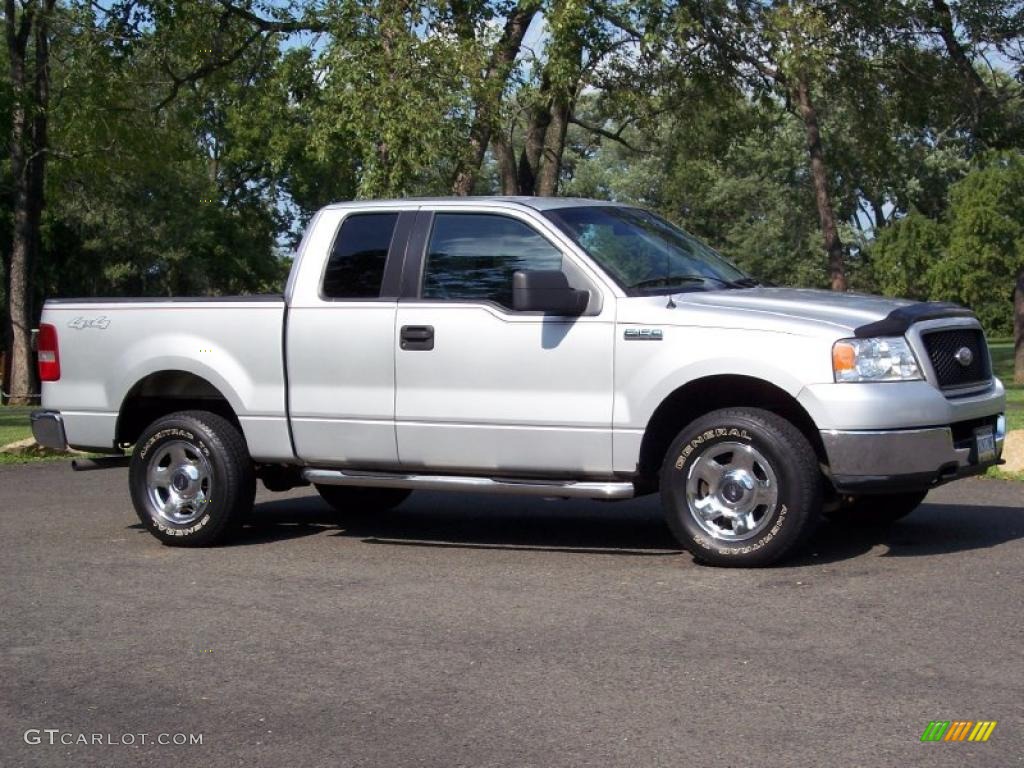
[30, 410, 67, 451]
[822, 414, 1006, 494]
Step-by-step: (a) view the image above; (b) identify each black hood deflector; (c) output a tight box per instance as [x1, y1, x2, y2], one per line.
[853, 301, 975, 338]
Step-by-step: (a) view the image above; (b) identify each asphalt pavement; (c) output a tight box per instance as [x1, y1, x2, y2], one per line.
[1, 461, 1022, 767]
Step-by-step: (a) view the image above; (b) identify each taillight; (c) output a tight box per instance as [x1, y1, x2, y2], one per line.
[37, 323, 60, 381]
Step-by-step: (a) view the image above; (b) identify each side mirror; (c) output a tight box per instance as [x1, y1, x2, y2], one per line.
[512, 270, 589, 315]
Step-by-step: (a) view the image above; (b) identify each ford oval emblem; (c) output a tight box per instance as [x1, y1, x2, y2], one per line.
[954, 346, 974, 367]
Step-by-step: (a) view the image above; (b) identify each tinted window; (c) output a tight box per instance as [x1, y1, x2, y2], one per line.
[422, 214, 562, 308]
[322, 213, 398, 299]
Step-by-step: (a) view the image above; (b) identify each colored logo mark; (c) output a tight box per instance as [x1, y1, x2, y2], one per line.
[920, 720, 997, 742]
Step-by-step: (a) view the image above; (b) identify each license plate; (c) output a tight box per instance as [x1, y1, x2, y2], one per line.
[975, 427, 996, 463]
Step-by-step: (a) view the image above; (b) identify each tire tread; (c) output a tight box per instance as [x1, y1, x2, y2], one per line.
[660, 406, 822, 567]
[130, 410, 254, 547]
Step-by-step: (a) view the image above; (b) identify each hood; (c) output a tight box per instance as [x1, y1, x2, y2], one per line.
[623, 287, 921, 337]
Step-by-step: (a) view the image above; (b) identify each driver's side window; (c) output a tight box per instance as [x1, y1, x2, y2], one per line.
[421, 213, 563, 309]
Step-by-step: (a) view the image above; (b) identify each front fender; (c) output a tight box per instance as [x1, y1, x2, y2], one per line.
[614, 326, 832, 429]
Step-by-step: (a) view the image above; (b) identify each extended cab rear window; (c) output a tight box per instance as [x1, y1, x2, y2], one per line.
[321, 213, 399, 299]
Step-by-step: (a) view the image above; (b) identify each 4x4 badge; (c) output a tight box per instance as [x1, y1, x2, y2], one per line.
[68, 316, 111, 330]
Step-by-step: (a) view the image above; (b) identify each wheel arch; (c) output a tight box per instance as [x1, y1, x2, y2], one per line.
[636, 374, 826, 489]
[116, 370, 242, 447]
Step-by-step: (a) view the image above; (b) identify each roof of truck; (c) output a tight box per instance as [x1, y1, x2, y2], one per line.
[323, 196, 628, 212]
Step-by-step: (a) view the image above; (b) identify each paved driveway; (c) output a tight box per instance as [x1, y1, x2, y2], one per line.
[1, 461, 1022, 767]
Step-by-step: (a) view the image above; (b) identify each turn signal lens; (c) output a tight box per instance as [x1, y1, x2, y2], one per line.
[832, 342, 856, 374]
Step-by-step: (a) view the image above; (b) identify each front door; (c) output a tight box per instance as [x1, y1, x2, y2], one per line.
[394, 210, 615, 476]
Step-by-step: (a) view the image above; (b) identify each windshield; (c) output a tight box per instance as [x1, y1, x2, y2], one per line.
[544, 205, 754, 295]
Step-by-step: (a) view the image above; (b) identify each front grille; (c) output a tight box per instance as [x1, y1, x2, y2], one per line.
[921, 328, 991, 390]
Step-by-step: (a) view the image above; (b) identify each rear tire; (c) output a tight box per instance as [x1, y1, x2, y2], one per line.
[130, 410, 255, 547]
[660, 407, 822, 567]
[825, 491, 928, 526]
[315, 485, 411, 521]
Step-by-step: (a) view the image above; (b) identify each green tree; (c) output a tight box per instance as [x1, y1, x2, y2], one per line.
[42, 2, 290, 297]
[449, 0, 543, 195]
[681, 0, 888, 292]
[4, 0, 55, 404]
[869, 210, 948, 301]
[487, 0, 653, 196]
[3, 0, 315, 401]
[565, 92, 828, 288]
[934, 153, 1024, 356]
[872, 152, 1024, 380]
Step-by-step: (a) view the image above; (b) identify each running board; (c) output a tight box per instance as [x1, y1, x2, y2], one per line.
[302, 468, 635, 500]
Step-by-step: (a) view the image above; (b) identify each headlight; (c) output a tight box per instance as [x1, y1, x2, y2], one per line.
[832, 337, 921, 382]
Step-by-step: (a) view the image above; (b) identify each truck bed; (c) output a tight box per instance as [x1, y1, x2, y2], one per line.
[40, 296, 292, 461]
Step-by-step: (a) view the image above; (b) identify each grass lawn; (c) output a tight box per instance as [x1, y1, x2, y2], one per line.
[0, 404, 52, 465]
[988, 338, 1022, 432]
[0, 404, 97, 465]
[0, 405, 33, 447]
[986, 338, 1021, 483]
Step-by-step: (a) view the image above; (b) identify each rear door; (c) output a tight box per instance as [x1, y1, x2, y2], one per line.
[286, 207, 414, 466]
[393, 206, 616, 476]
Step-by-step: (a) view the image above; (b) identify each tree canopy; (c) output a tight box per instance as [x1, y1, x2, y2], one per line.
[3, 0, 1024, 400]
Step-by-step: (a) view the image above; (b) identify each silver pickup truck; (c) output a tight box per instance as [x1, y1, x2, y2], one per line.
[31, 197, 1006, 566]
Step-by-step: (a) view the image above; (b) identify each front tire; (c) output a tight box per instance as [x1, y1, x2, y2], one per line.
[130, 411, 255, 547]
[660, 408, 822, 567]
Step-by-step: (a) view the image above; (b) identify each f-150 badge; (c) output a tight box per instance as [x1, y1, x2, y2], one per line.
[68, 316, 111, 330]
[624, 328, 663, 340]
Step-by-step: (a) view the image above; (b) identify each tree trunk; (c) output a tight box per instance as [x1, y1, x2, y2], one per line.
[793, 77, 847, 292]
[534, 19, 581, 198]
[867, 195, 886, 231]
[7, 196, 36, 405]
[517, 83, 551, 196]
[451, 125, 488, 196]
[491, 132, 520, 195]
[1014, 266, 1024, 385]
[450, 0, 540, 195]
[27, 0, 51, 350]
[2, 263, 9, 400]
[4, 0, 42, 405]
[536, 93, 570, 196]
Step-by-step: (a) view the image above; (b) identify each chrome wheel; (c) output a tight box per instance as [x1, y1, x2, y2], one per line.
[145, 440, 213, 527]
[685, 441, 778, 542]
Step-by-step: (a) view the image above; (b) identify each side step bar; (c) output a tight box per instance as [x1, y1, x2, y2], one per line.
[302, 468, 635, 500]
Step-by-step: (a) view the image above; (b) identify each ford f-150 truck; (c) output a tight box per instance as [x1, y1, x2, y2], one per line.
[31, 197, 1007, 566]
